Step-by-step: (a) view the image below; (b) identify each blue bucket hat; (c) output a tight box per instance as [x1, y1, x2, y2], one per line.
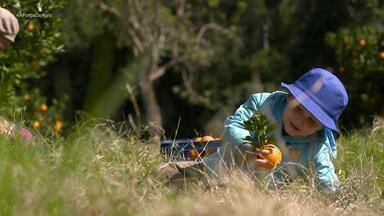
[281, 68, 348, 133]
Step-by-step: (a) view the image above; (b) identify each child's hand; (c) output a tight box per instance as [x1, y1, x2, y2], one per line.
[252, 148, 273, 171]
[242, 145, 274, 171]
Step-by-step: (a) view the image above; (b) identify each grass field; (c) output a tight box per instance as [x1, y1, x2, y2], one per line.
[0, 118, 383, 215]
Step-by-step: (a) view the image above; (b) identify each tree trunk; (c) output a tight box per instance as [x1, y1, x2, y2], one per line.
[138, 51, 163, 134]
[139, 79, 163, 127]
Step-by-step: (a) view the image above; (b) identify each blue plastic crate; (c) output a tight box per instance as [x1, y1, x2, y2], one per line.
[160, 139, 223, 161]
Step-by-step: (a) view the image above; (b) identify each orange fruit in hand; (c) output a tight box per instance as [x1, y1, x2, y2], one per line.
[201, 135, 214, 141]
[259, 144, 282, 170]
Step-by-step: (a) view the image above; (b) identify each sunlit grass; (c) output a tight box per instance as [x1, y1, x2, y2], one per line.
[0, 118, 382, 215]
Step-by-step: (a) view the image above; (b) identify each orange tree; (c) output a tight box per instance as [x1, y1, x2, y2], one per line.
[0, 0, 67, 136]
[326, 26, 384, 127]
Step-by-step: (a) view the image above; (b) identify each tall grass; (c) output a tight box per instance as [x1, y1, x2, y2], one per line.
[0, 118, 382, 215]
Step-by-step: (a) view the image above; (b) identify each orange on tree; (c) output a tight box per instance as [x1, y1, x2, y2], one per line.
[380, 51, 384, 60]
[359, 39, 366, 47]
[27, 21, 34, 31]
[54, 120, 63, 133]
[33, 120, 40, 129]
[39, 104, 48, 112]
[23, 94, 30, 102]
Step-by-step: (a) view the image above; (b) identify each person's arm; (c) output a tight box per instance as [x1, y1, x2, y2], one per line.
[0, 118, 33, 142]
[0, 118, 15, 136]
[223, 93, 271, 149]
[313, 143, 339, 194]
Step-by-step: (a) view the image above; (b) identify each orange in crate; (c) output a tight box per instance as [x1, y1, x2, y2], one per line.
[201, 135, 215, 141]
[187, 149, 206, 158]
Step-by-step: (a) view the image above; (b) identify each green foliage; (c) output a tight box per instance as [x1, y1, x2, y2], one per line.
[240, 107, 277, 149]
[326, 25, 384, 127]
[13, 88, 68, 136]
[0, 0, 67, 134]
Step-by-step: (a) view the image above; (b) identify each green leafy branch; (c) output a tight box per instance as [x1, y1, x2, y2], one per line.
[240, 106, 277, 149]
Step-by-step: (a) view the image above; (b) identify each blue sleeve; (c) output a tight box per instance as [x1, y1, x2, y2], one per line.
[223, 93, 271, 149]
[313, 143, 339, 193]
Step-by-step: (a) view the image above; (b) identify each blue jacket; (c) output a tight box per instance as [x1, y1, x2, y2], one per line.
[202, 91, 339, 193]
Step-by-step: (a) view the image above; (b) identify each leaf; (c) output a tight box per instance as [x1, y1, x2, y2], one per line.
[241, 108, 278, 149]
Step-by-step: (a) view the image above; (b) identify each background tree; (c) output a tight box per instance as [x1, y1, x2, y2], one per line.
[24, 0, 384, 137]
[97, 0, 234, 132]
[0, 0, 67, 135]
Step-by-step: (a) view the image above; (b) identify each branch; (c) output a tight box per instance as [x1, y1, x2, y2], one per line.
[98, 2, 121, 17]
[127, 28, 145, 55]
[181, 67, 205, 105]
[148, 60, 178, 82]
[176, 0, 186, 17]
[196, 22, 231, 42]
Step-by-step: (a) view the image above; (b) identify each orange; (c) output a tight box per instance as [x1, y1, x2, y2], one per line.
[33, 120, 40, 129]
[259, 144, 282, 169]
[39, 104, 48, 112]
[201, 135, 214, 141]
[359, 39, 366, 47]
[194, 137, 202, 142]
[187, 150, 199, 158]
[23, 94, 30, 102]
[54, 120, 63, 132]
[27, 22, 34, 31]
[380, 51, 384, 60]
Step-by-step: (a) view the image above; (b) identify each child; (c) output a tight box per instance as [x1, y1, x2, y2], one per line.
[0, 7, 19, 50]
[201, 68, 348, 193]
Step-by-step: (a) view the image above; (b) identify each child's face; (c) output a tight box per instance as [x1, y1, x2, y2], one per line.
[283, 95, 323, 136]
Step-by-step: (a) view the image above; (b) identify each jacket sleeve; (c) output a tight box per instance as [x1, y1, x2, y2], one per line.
[313, 143, 339, 193]
[223, 93, 271, 149]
